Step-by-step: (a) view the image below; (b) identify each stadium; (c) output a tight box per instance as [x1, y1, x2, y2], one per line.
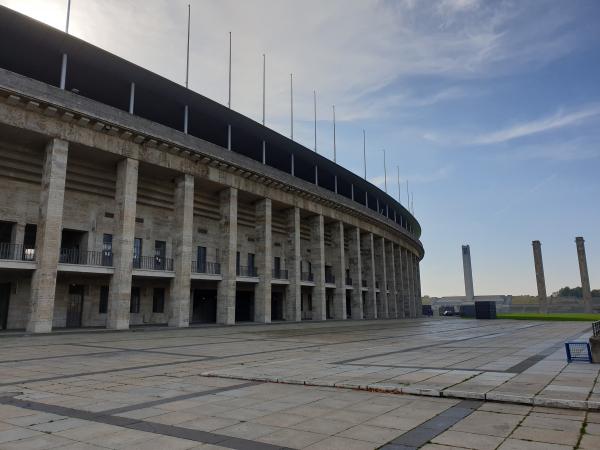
[0, 6, 423, 332]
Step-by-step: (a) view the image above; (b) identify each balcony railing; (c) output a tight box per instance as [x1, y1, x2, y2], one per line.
[192, 261, 221, 275]
[133, 255, 173, 271]
[0, 243, 35, 262]
[325, 273, 335, 284]
[345, 277, 353, 286]
[237, 265, 257, 277]
[59, 249, 113, 266]
[301, 272, 314, 282]
[272, 268, 289, 280]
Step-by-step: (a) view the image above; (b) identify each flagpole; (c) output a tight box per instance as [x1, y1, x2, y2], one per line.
[313, 90, 317, 152]
[262, 54, 265, 125]
[363, 129, 367, 179]
[333, 105, 336, 163]
[228, 31, 232, 108]
[290, 74, 294, 140]
[60, 0, 72, 89]
[65, 0, 71, 33]
[185, 4, 190, 89]
[397, 166, 401, 204]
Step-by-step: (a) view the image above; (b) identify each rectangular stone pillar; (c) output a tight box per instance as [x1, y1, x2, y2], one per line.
[27, 138, 68, 333]
[285, 207, 301, 321]
[462, 245, 475, 301]
[169, 174, 194, 327]
[395, 244, 405, 319]
[362, 232, 377, 319]
[402, 248, 413, 318]
[107, 157, 138, 330]
[254, 198, 272, 323]
[576, 237, 593, 314]
[413, 253, 420, 317]
[310, 214, 326, 321]
[375, 236, 388, 319]
[330, 221, 346, 320]
[416, 257, 422, 317]
[348, 227, 363, 320]
[386, 240, 397, 319]
[217, 187, 238, 325]
[532, 240, 547, 314]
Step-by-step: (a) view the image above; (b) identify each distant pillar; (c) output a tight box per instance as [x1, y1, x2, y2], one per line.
[254, 198, 272, 323]
[575, 237, 593, 314]
[462, 245, 475, 301]
[532, 240, 548, 314]
[285, 207, 301, 321]
[217, 187, 238, 325]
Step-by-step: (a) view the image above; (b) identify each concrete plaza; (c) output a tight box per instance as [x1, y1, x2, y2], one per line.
[0, 318, 599, 449]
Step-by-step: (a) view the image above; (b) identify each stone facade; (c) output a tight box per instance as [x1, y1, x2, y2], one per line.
[0, 70, 424, 332]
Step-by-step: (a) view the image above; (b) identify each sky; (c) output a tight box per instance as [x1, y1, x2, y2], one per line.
[2, 0, 599, 297]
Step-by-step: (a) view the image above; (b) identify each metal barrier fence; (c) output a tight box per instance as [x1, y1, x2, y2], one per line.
[133, 255, 173, 271]
[0, 243, 35, 261]
[301, 272, 314, 282]
[192, 261, 221, 275]
[59, 249, 113, 266]
[272, 269, 289, 280]
[237, 266, 257, 277]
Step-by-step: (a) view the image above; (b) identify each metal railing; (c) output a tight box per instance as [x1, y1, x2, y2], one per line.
[192, 261, 221, 275]
[301, 272, 314, 282]
[0, 243, 35, 262]
[59, 249, 113, 266]
[133, 255, 173, 271]
[273, 269, 289, 280]
[325, 273, 335, 284]
[237, 265, 257, 277]
[345, 277, 353, 286]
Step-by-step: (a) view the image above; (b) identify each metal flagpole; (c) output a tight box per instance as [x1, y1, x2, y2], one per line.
[228, 31, 232, 108]
[185, 4, 190, 89]
[397, 166, 401, 204]
[65, 0, 72, 33]
[313, 90, 317, 152]
[262, 54, 266, 125]
[60, 0, 72, 90]
[406, 180, 409, 206]
[333, 105, 336, 162]
[383, 149, 387, 193]
[290, 74, 294, 140]
[363, 129, 367, 179]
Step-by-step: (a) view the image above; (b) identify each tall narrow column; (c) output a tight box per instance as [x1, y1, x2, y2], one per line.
[532, 240, 547, 314]
[386, 240, 397, 319]
[395, 244, 405, 319]
[575, 237, 592, 314]
[330, 221, 346, 320]
[217, 187, 238, 325]
[285, 207, 301, 321]
[412, 253, 420, 317]
[255, 198, 272, 323]
[362, 233, 377, 319]
[462, 245, 475, 301]
[348, 227, 363, 319]
[107, 157, 138, 330]
[169, 174, 194, 327]
[27, 138, 68, 333]
[403, 248, 414, 318]
[310, 214, 326, 321]
[416, 257, 422, 317]
[375, 236, 388, 319]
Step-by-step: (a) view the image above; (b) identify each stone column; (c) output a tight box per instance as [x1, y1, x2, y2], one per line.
[462, 245, 475, 301]
[285, 207, 301, 321]
[169, 174, 194, 327]
[27, 138, 68, 333]
[403, 248, 414, 318]
[413, 253, 421, 317]
[362, 232, 377, 319]
[107, 157, 138, 330]
[254, 198, 272, 323]
[375, 236, 388, 319]
[310, 214, 326, 321]
[217, 187, 238, 325]
[575, 237, 593, 314]
[532, 240, 547, 314]
[330, 221, 346, 320]
[386, 240, 397, 319]
[395, 244, 405, 318]
[348, 227, 363, 319]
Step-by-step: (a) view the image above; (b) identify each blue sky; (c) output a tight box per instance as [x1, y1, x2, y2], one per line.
[2, 0, 599, 296]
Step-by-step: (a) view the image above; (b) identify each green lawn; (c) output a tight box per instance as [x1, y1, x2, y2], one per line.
[498, 313, 600, 322]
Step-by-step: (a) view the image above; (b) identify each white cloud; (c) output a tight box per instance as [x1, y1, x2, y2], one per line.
[470, 105, 600, 145]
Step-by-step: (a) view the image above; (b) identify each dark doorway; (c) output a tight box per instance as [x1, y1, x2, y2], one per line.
[271, 291, 284, 321]
[235, 290, 254, 322]
[0, 283, 10, 330]
[192, 289, 217, 323]
[66, 285, 84, 328]
[326, 291, 334, 319]
[0, 221, 13, 243]
[346, 291, 352, 319]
